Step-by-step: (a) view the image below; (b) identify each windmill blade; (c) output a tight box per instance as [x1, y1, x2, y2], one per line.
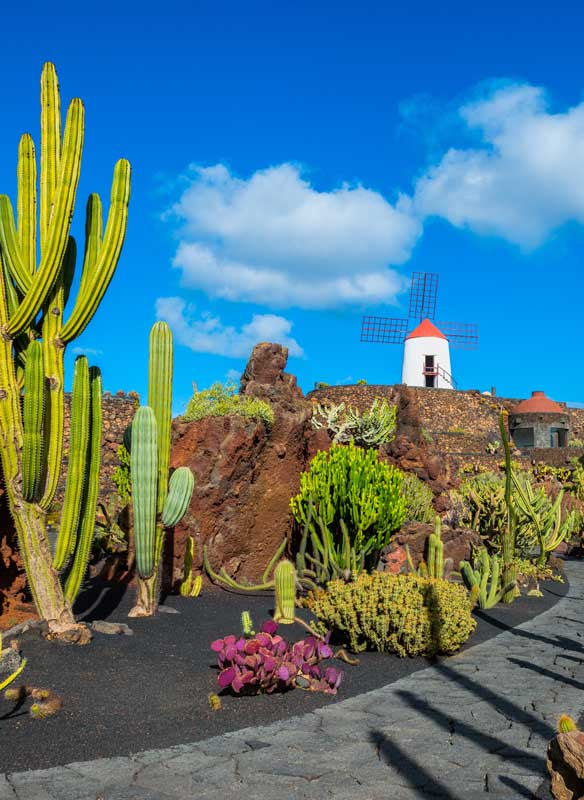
[360, 316, 409, 344]
[437, 321, 479, 350]
[409, 272, 438, 320]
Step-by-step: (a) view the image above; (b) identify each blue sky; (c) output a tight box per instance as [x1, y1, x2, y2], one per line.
[1, 0, 584, 411]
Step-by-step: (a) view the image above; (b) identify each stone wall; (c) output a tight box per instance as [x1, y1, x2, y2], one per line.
[307, 384, 584, 471]
[55, 390, 137, 507]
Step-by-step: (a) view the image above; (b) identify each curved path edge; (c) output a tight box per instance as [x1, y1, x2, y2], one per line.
[2, 562, 583, 800]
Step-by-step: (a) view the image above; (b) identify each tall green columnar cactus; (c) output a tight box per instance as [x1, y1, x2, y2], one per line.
[129, 323, 195, 616]
[499, 412, 517, 603]
[427, 516, 444, 579]
[0, 64, 130, 638]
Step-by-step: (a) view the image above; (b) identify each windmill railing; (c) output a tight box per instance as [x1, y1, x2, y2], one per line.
[422, 363, 457, 389]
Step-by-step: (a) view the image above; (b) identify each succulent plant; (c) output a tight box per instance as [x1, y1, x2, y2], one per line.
[274, 559, 296, 624]
[0, 63, 130, 636]
[558, 714, 579, 733]
[210, 620, 342, 696]
[129, 323, 195, 616]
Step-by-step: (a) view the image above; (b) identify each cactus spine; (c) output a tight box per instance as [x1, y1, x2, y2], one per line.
[274, 559, 296, 623]
[0, 63, 130, 636]
[129, 323, 195, 616]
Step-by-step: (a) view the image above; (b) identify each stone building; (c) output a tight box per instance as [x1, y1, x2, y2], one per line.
[508, 391, 570, 449]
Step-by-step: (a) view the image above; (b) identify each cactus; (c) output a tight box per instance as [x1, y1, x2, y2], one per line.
[499, 412, 517, 603]
[208, 693, 222, 711]
[511, 472, 576, 567]
[129, 323, 195, 616]
[460, 549, 515, 609]
[274, 559, 296, 623]
[241, 611, 255, 638]
[180, 536, 202, 597]
[163, 467, 195, 527]
[0, 63, 130, 637]
[558, 715, 579, 733]
[428, 516, 444, 579]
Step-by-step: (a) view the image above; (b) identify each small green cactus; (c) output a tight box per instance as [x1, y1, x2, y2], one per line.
[274, 559, 296, 624]
[558, 714, 578, 733]
[241, 611, 255, 637]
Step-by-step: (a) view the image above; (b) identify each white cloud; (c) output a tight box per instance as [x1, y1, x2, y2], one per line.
[225, 368, 241, 383]
[72, 347, 103, 356]
[169, 163, 421, 309]
[156, 297, 304, 359]
[414, 83, 584, 248]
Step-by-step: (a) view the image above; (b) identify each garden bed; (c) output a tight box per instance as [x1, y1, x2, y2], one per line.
[0, 574, 569, 773]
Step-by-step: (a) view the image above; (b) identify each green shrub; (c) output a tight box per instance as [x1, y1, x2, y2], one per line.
[303, 572, 476, 656]
[183, 381, 274, 426]
[290, 443, 406, 571]
[402, 472, 435, 523]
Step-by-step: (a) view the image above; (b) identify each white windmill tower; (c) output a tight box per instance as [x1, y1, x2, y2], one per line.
[360, 272, 478, 389]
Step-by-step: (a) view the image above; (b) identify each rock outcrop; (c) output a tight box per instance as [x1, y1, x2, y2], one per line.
[547, 730, 584, 799]
[169, 343, 316, 585]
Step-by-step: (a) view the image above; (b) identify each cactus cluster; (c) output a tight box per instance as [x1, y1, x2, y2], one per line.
[129, 322, 195, 616]
[460, 549, 515, 609]
[0, 63, 130, 634]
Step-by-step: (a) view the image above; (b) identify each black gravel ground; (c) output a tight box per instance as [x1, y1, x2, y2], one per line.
[0, 575, 568, 774]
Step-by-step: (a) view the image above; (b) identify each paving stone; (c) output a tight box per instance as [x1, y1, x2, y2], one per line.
[3, 562, 584, 799]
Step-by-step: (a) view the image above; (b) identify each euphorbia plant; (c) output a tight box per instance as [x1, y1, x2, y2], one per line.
[211, 620, 343, 695]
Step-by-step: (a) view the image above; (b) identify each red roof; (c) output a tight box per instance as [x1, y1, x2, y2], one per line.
[406, 318, 447, 341]
[512, 391, 564, 414]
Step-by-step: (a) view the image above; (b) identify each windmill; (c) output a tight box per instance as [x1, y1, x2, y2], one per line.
[360, 272, 478, 390]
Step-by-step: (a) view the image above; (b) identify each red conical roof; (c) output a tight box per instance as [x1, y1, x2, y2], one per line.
[512, 391, 564, 414]
[406, 318, 447, 341]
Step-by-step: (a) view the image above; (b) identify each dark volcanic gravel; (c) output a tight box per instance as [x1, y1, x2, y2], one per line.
[0, 574, 568, 773]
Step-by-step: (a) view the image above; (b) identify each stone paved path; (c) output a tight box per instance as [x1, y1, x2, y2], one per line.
[1, 562, 583, 800]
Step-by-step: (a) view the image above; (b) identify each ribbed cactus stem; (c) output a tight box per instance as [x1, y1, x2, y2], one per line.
[64, 367, 102, 603]
[22, 341, 44, 502]
[162, 467, 195, 528]
[180, 536, 195, 597]
[428, 516, 444, 579]
[274, 559, 296, 623]
[0, 62, 130, 637]
[149, 322, 173, 516]
[131, 406, 158, 579]
[53, 356, 90, 570]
